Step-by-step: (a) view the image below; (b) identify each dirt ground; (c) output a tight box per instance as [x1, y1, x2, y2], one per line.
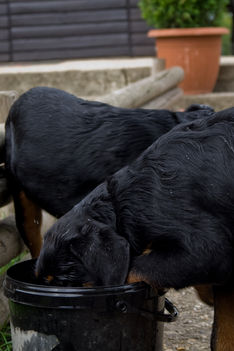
[163, 287, 214, 351]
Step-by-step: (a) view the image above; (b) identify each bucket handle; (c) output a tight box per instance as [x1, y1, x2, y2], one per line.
[138, 298, 179, 323]
[155, 298, 179, 322]
[115, 297, 178, 323]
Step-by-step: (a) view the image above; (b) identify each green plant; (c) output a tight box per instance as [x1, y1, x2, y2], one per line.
[221, 11, 232, 54]
[139, 0, 230, 28]
[0, 322, 12, 351]
[0, 251, 27, 277]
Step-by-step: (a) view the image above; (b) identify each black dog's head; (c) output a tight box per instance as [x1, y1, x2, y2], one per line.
[35, 217, 130, 287]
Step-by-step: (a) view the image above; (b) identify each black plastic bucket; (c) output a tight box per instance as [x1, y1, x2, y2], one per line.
[4, 259, 178, 351]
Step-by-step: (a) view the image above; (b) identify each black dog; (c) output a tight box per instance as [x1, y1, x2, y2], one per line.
[4, 86, 214, 257]
[36, 107, 234, 351]
[36, 107, 234, 289]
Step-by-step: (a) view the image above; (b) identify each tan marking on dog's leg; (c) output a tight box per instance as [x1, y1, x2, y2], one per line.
[82, 282, 94, 288]
[142, 248, 152, 255]
[213, 286, 234, 351]
[194, 285, 214, 306]
[14, 191, 42, 258]
[127, 272, 144, 284]
[127, 271, 153, 286]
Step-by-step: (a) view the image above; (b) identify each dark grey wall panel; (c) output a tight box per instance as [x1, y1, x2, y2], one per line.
[0, 53, 9, 61]
[0, 15, 8, 27]
[0, 41, 9, 52]
[131, 33, 154, 45]
[11, 9, 127, 26]
[12, 22, 129, 38]
[130, 8, 142, 20]
[132, 45, 156, 56]
[13, 46, 130, 61]
[13, 33, 128, 51]
[0, 0, 155, 62]
[0, 29, 9, 40]
[10, 0, 127, 14]
[0, 4, 7, 14]
[130, 20, 150, 32]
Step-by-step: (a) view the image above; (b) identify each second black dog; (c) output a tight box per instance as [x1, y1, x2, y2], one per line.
[5, 86, 214, 256]
[36, 107, 234, 289]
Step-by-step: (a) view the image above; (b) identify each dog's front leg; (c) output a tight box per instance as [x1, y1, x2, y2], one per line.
[13, 190, 42, 258]
[212, 285, 234, 351]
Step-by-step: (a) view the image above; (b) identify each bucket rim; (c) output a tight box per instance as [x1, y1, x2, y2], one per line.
[4, 259, 148, 296]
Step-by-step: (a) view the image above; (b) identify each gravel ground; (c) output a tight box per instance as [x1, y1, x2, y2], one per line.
[163, 287, 214, 351]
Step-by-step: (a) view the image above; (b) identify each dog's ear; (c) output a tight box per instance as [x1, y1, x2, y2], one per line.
[70, 223, 130, 286]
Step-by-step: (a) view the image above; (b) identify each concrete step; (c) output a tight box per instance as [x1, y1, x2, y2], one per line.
[0, 57, 164, 98]
[214, 56, 234, 92]
[171, 92, 234, 111]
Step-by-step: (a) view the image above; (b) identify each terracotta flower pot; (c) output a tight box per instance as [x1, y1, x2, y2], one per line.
[148, 27, 229, 94]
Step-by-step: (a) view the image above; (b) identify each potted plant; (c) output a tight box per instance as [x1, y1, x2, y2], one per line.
[139, 0, 229, 94]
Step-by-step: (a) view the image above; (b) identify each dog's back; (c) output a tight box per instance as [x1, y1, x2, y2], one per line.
[4, 86, 215, 256]
[5, 86, 212, 217]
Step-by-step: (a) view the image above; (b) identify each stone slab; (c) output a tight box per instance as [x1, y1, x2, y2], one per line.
[171, 92, 234, 111]
[0, 58, 165, 98]
[214, 56, 234, 92]
[0, 91, 18, 123]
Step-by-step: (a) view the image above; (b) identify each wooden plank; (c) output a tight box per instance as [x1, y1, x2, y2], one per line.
[130, 20, 150, 33]
[129, 0, 139, 6]
[130, 8, 142, 20]
[0, 53, 9, 62]
[0, 41, 9, 53]
[11, 9, 127, 26]
[12, 22, 128, 39]
[13, 33, 128, 51]
[10, 0, 127, 14]
[13, 46, 130, 61]
[0, 29, 8, 40]
[131, 45, 155, 56]
[9, 0, 55, 2]
[0, 4, 7, 15]
[0, 16, 8, 27]
[131, 33, 154, 45]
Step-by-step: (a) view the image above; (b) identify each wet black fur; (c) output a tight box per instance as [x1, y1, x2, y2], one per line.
[5, 86, 214, 218]
[36, 107, 234, 289]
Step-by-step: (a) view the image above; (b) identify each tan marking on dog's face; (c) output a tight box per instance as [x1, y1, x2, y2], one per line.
[142, 242, 153, 256]
[82, 282, 93, 288]
[46, 275, 54, 283]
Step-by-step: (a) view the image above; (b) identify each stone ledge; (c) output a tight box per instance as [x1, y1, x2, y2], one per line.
[170, 92, 234, 111]
[0, 58, 165, 98]
[214, 56, 234, 92]
[0, 91, 18, 123]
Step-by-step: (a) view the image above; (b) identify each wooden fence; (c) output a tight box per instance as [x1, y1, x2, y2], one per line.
[0, 0, 155, 62]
